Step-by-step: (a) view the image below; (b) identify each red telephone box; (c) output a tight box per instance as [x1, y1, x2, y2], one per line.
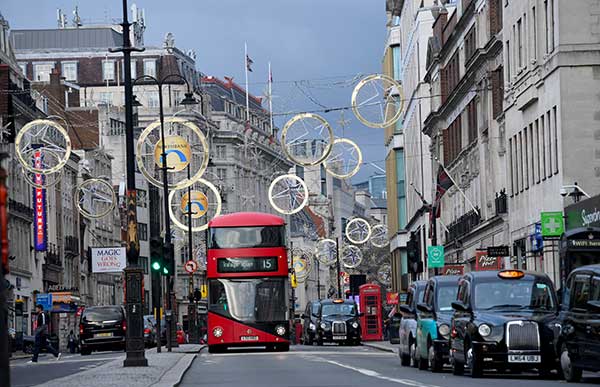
[359, 283, 382, 341]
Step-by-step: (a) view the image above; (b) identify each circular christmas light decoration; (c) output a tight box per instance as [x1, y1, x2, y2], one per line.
[345, 218, 372, 244]
[370, 224, 389, 248]
[315, 238, 337, 267]
[292, 248, 313, 283]
[75, 178, 117, 219]
[341, 245, 363, 269]
[136, 117, 209, 190]
[351, 74, 404, 129]
[280, 113, 334, 166]
[323, 138, 363, 179]
[268, 174, 309, 215]
[21, 149, 64, 189]
[168, 178, 222, 233]
[377, 263, 392, 285]
[15, 119, 72, 174]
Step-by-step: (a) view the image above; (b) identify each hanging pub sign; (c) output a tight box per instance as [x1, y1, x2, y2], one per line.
[475, 250, 502, 271]
[33, 150, 47, 251]
[441, 264, 464, 276]
[487, 245, 509, 257]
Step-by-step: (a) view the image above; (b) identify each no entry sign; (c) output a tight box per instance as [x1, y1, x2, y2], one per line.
[184, 260, 198, 274]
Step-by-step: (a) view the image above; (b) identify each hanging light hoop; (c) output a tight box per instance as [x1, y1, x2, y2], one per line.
[280, 113, 334, 166]
[314, 238, 338, 266]
[135, 117, 209, 190]
[323, 138, 363, 179]
[74, 178, 117, 219]
[21, 149, 64, 189]
[268, 174, 309, 215]
[292, 249, 312, 282]
[15, 119, 72, 174]
[341, 245, 363, 269]
[168, 178, 222, 233]
[370, 224, 390, 248]
[351, 74, 404, 129]
[345, 217, 372, 244]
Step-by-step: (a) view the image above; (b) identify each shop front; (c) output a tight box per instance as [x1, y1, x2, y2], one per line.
[561, 195, 600, 284]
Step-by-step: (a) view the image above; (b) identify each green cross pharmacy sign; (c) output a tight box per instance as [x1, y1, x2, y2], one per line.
[541, 211, 564, 237]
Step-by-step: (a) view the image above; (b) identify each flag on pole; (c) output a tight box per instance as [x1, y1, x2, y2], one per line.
[246, 54, 254, 72]
[429, 166, 454, 238]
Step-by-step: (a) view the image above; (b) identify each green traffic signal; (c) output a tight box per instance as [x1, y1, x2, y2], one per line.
[150, 237, 164, 273]
[152, 261, 162, 271]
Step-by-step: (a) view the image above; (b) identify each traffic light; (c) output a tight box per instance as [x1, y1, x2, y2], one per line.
[162, 242, 174, 276]
[193, 288, 201, 302]
[150, 237, 164, 273]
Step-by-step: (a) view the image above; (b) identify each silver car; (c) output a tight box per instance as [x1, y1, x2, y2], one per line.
[398, 280, 426, 367]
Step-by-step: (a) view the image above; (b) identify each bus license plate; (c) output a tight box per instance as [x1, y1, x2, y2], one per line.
[240, 336, 259, 341]
[95, 332, 113, 338]
[508, 355, 540, 363]
[333, 335, 346, 340]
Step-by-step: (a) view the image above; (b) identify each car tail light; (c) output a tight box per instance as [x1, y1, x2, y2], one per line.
[144, 328, 151, 335]
[79, 324, 84, 335]
[122, 320, 127, 332]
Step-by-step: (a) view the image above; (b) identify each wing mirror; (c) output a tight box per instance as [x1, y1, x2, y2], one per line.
[451, 301, 470, 312]
[416, 303, 433, 314]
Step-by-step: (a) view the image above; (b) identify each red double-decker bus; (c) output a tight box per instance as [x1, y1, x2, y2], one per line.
[206, 212, 290, 353]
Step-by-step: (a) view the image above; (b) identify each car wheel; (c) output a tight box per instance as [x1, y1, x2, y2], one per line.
[400, 345, 411, 366]
[410, 339, 418, 368]
[561, 344, 582, 383]
[428, 342, 443, 373]
[466, 342, 483, 378]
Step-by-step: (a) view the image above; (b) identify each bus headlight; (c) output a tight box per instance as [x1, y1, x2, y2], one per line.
[213, 326, 223, 338]
[478, 324, 492, 337]
[352, 322, 359, 329]
[276, 325, 286, 336]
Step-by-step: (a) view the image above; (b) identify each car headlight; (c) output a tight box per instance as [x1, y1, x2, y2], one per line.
[213, 326, 223, 338]
[309, 323, 316, 331]
[352, 322, 359, 329]
[275, 325, 286, 336]
[478, 324, 492, 337]
[320, 322, 330, 330]
[438, 323, 450, 337]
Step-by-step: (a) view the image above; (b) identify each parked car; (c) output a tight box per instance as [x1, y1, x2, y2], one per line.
[79, 306, 126, 355]
[415, 275, 460, 372]
[449, 270, 560, 378]
[557, 264, 600, 382]
[388, 307, 402, 345]
[398, 280, 426, 367]
[143, 315, 157, 347]
[312, 299, 361, 346]
[301, 300, 321, 345]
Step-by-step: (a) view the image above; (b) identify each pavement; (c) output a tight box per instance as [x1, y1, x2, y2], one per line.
[181, 344, 600, 387]
[11, 344, 204, 387]
[361, 340, 399, 354]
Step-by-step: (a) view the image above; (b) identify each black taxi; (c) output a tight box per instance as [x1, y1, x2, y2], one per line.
[558, 264, 600, 382]
[314, 299, 361, 346]
[449, 270, 560, 378]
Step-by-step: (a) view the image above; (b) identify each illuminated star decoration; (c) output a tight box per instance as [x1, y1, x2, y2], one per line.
[270, 177, 306, 213]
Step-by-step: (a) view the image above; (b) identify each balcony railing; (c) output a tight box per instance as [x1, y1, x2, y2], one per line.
[445, 208, 481, 241]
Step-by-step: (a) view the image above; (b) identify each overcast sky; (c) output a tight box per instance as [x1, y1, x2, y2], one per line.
[1, 0, 387, 182]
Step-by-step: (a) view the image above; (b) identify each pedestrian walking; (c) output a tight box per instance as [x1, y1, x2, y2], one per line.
[68, 330, 77, 354]
[29, 305, 61, 363]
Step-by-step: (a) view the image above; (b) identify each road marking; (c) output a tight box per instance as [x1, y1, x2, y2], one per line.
[313, 357, 441, 387]
[206, 350, 392, 357]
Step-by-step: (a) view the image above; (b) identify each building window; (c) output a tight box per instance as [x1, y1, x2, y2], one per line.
[122, 59, 137, 80]
[216, 145, 226, 159]
[489, 0, 503, 35]
[139, 223, 148, 241]
[509, 137, 514, 195]
[99, 92, 113, 106]
[18, 63, 27, 76]
[524, 126, 529, 189]
[61, 61, 78, 81]
[395, 149, 407, 229]
[552, 106, 559, 174]
[492, 67, 504, 119]
[33, 63, 54, 82]
[144, 59, 156, 77]
[320, 164, 327, 196]
[443, 115, 462, 165]
[467, 99, 477, 143]
[139, 256, 148, 274]
[545, 0, 555, 54]
[147, 91, 159, 108]
[532, 6, 537, 61]
[216, 168, 227, 181]
[392, 45, 402, 81]
[295, 165, 304, 180]
[465, 27, 476, 63]
[137, 189, 147, 208]
[102, 60, 115, 81]
[540, 115, 547, 178]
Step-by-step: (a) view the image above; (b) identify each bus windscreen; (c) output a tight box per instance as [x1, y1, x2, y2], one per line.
[208, 226, 285, 249]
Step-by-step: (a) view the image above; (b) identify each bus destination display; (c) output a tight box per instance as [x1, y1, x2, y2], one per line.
[217, 257, 278, 273]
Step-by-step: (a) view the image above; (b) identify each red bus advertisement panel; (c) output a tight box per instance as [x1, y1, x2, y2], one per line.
[206, 212, 290, 353]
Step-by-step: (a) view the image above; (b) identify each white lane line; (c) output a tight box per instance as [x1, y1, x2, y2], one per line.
[207, 350, 391, 357]
[313, 357, 441, 387]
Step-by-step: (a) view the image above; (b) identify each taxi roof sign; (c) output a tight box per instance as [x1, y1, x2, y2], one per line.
[333, 299, 345, 303]
[498, 270, 525, 279]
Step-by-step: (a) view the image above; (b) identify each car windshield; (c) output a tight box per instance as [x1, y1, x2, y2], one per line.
[474, 280, 556, 311]
[209, 278, 288, 323]
[321, 304, 356, 317]
[208, 226, 285, 249]
[436, 284, 458, 312]
[82, 307, 123, 322]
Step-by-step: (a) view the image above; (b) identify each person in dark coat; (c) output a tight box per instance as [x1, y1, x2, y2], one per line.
[29, 305, 61, 363]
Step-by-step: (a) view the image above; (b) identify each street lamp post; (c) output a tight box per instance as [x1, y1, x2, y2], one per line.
[185, 163, 199, 344]
[336, 237, 342, 298]
[112, 0, 147, 367]
[133, 74, 197, 352]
